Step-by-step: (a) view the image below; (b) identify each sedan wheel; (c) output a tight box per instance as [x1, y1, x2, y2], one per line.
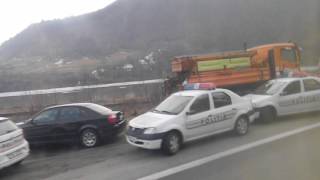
[81, 129, 99, 148]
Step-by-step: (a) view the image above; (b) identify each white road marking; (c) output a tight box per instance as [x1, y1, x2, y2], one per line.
[138, 122, 320, 180]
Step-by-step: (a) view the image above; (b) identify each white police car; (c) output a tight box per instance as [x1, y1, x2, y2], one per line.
[245, 77, 320, 122]
[126, 83, 256, 155]
[0, 117, 29, 170]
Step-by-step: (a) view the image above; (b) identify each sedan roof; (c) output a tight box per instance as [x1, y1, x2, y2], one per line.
[174, 90, 208, 97]
[47, 103, 100, 108]
[273, 76, 320, 83]
[271, 78, 298, 84]
[173, 88, 231, 97]
[44, 103, 112, 114]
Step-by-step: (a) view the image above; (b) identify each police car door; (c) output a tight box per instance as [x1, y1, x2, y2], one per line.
[302, 79, 320, 112]
[210, 92, 236, 131]
[185, 93, 212, 139]
[278, 80, 303, 115]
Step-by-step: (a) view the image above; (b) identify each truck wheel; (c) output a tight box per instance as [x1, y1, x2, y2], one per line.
[260, 107, 276, 122]
[161, 131, 181, 155]
[234, 117, 249, 135]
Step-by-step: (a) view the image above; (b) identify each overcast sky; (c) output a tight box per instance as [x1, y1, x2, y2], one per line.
[0, 0, 117, 45]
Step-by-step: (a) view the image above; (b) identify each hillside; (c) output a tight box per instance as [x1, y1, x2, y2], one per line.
[0, 0, 319, 91]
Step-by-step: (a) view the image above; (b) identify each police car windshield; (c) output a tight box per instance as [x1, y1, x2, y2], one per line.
[153, 95, 193, 115]
[254, 80, 287, 95]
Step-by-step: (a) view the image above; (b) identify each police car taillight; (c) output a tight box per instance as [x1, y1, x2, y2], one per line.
[183, 83, 216, 90]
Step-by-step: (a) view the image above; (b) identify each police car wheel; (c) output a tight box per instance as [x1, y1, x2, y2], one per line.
[260, 107, 276, 122]
[234, 117, 249, 135]
[161, 132, 181, 155]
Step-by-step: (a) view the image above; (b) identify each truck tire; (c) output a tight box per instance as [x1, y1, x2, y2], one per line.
[260, 107, 276, 122]
[161, 131, 182, 155]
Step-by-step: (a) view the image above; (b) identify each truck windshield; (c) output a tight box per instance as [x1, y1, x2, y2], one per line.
[0, 120, 18, 136]
[253, 80, 287, 95]
[153, 95, 193, 115]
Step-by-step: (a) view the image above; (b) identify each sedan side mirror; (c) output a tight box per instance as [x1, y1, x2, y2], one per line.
[186, 109, 196, 116]
[30, 119, 35, 124]
[280, 91, 288, 96]
[30, 118, 40, 125]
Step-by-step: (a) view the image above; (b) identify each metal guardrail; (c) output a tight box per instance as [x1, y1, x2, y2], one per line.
[0, 79, 166, 121]
[0, 79, 166, 98]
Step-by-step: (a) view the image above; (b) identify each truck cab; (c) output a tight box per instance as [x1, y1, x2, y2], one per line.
[249, 43, 301, 78]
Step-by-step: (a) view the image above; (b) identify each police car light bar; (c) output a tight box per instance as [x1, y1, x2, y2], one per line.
[183, 83, 216, 90]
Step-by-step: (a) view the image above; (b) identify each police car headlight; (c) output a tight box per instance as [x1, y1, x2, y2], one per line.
[144, 127, 157, 134]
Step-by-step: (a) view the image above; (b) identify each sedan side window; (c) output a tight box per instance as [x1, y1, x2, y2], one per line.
[303, 79, 320, 92]
[59, 107, 81, 122]
[33, 109, 59, 124]
[81, 108, 99, 119]
[189, 94, 210, 114]
[212, 92, 232, 108]
[282, 81, 301, 96]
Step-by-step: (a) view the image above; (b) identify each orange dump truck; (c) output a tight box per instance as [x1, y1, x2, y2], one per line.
[170, 43, 301, 91]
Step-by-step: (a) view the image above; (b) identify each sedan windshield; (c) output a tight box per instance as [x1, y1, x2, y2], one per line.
[253, 80, 287, 95]
[153, 95, 193, 115]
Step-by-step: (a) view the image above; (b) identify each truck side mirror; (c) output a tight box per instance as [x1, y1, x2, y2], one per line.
[298, 47, 303, 52]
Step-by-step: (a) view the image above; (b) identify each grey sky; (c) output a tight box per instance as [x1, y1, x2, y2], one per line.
[0, 0, 117, 45]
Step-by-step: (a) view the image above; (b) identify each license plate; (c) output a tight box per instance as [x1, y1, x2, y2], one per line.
[128, 136, 137, 142]
[7, 149, 23, 159]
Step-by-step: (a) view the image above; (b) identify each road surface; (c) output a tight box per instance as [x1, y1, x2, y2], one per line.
[1, 112, 320, 180]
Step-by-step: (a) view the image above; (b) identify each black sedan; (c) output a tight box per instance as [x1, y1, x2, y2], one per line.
[20, 103, 126, 148]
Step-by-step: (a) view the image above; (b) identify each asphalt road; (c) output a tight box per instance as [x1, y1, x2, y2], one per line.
[1, 112, 320, 180]
[163, 124, 320, 180]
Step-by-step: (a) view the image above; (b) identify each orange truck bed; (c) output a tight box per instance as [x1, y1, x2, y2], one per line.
[171, 43, 301, 89]
[172, 50, 270, 88]
[187, 67, 271, 87]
